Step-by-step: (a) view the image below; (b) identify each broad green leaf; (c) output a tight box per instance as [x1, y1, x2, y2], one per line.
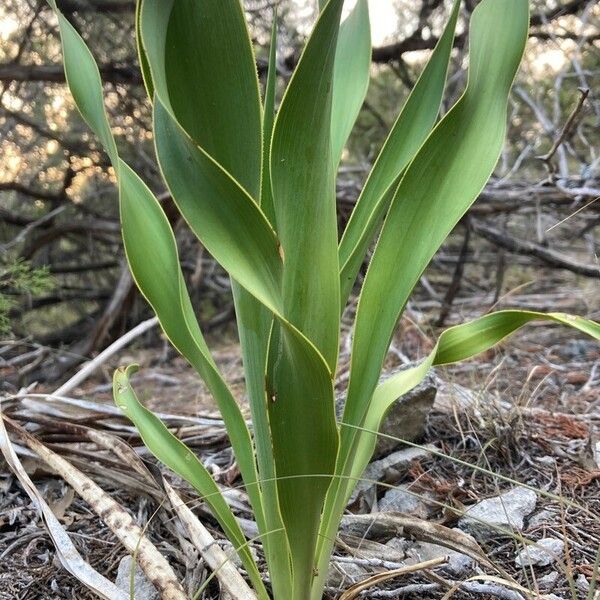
[266, 323, 338, 599]
[331, 0, 371, 167]
[265, 2, 346, 594]
[345, 0, 529, 435]
[46, 1, 266, 585]
[338, 0, 461, 306]
[113, 366, 267, 598]
[152, 99, 283, 314]
[142, 0, 262, 197]
[271, 0, 344, 370]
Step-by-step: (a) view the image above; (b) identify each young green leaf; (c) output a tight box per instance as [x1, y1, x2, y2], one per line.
[113, 365, 267, 598]
[331, 0, 371, 167]
[338, 0, 461, 306]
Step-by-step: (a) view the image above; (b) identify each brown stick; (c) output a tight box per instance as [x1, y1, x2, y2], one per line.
[538, 88, 589, 175]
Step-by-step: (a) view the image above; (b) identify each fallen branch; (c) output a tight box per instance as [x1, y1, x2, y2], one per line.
[0, 404, 127, 600]
[471, 220, 600, 277]
[4, 416, 187, 600]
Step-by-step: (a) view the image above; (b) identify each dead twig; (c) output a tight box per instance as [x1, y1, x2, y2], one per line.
[3, 416, 188, 600]
[338, 556, 448, 600]
[538, 87, 589, 176]
[0, 402, 127, 600]
[163, 479, 257, 600]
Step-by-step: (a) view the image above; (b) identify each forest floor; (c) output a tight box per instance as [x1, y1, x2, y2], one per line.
[1, 216, 599, 599]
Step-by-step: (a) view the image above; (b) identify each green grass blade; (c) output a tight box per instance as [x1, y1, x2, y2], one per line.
[331, 0, 371, 167]
[338, 0, 461, 306]
[346, 0, 529, 435]
[270, 0, 344, 370]
[113, 366, 267, 597]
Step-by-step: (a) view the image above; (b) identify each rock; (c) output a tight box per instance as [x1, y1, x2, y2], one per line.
[348, 445, 435, 509]
[336, 371, 436, 458]
[527, 508, 557, 530]
[515, 538, 564, 567]
[376, 374, 437, 457]
[405, 534, 474, 577]
[115, 556, 159, 600]
[327, 561, 367, 588]
[378, 485, 431, 519]
[576, 573, 590, 593]
[458, 487, 537, 540]
[537, 571, 559, 590]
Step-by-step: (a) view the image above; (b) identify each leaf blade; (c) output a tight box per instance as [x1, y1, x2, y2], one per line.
[338, 0, 461, 306]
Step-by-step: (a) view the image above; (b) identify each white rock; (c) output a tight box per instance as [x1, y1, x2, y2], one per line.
[515, 538, 564, 567]
[458, 487, 537, 540]
[527, 508, 556, 530]
[378, 485, 430, 519]
[537, 571, 559, 590]
[576, 573, 590, 593]
[407, 536, 474, 577]
[115, 556, 159, 600]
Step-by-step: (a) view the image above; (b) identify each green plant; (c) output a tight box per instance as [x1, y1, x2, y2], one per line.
[0, 259, 53, 335]
[48, 0, 600, 598]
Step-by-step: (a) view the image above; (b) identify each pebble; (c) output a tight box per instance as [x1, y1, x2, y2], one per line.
[458, 487, 537, 540]
[378, 485, 431, 519]
[515, 537, 564, 567]
[115, 556, 159, 600]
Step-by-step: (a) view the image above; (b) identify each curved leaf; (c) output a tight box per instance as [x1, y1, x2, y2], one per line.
[153, 99, 284, 314]
[331, 0, 371, 167]
[46, 2, 266, 590]
[345, 0, 529, 434]
[338, 0, 461, 306]
[113, 366, 266, 596]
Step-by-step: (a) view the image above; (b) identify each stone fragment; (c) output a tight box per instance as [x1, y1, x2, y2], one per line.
[527, 508, 557, 530]
[515, 538, 564, 567]
[458, 487, 537, 540]
[376, 374, 437, 457]
[115, 556, 159, 600]
[378, 485, 431, 519]
[348, 445, 434, 509]
[537, 571, 559, 590]
[407, 537, 474, 577]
